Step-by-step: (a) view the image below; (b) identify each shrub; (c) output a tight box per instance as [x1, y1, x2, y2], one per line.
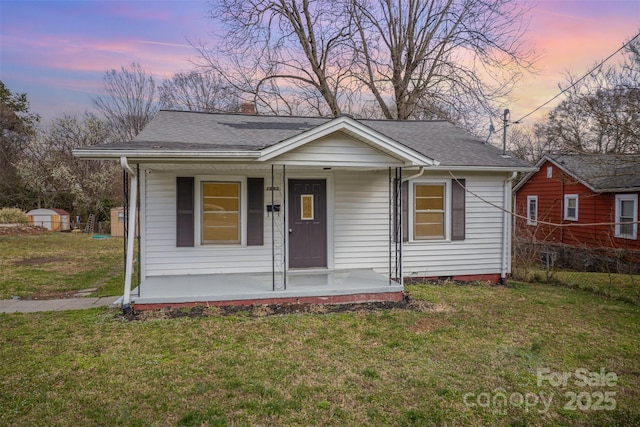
[0, 208, 28, 224]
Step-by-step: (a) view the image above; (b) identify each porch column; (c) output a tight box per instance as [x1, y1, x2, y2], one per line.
[282, 164, 287, 290]
[270, 164, 287, 291]
[389, 167, 403, 286]
[120, 157, 137, 313]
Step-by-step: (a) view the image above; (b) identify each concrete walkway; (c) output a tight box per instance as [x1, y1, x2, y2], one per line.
[0, 297, 120, 313]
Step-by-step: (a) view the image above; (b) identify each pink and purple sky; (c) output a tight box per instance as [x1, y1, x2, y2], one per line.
[1, 0, 639, 125]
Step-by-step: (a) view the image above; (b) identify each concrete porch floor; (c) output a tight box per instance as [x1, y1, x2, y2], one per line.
[124, 269, 404, 309]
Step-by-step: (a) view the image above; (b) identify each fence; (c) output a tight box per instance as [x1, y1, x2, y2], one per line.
[511, 234, 640, 304]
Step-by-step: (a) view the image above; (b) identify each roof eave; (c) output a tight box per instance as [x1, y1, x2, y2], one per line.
[431, 165, 536, 173]
[593, 186, 640, 194]
[71, 148, 261, 161]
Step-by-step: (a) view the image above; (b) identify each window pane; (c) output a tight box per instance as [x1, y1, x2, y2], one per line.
[203, 212, 239, 227]
[203, 226, 239, 242]
[416, 197, 444, 210]
[415, 212, 443, 224]
[621, 200, 634, 217]
[529, 200, 537, 219]
[203, 197, 239, 212]
[415, 185, 444, 198]
[202, 182, 240, 243]
[415, 223, 444, 239]
[203, 183, 239, 197]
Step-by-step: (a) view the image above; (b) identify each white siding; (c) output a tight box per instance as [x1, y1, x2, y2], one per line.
[333, 171, 392, 270]
[142, 168, 508, 279]
[402, 173, 505, 277]
[144, 171, 277, 276]
[274, 133, 403, 167]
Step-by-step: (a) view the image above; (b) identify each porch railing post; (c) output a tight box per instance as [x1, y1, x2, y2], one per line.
[398, 167, 403, 287]
[271, 164, 275, 292]
[283, 165, 287, 290]
[388, 167, 392, 285]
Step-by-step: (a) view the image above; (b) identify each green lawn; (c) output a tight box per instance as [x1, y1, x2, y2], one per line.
[0, 233, 131, 299]
[514, 268, 640, 306]
[1, 282, 639, 426]
[1, 234, 639, 425]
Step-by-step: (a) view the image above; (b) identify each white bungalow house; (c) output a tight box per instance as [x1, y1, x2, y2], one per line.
[73, 110, 533, 310]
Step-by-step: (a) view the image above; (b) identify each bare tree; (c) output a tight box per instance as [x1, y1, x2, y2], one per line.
[93, 63, 158, 140]
[506, 126, 552, 163]
[159, 70, 241, 112]
[195, 0, 354, 116]
[198, 0, 535, 124]
[534, 35, 640, 154]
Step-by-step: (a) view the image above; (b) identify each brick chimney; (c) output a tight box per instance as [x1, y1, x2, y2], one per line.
[240, 101, 256, 115]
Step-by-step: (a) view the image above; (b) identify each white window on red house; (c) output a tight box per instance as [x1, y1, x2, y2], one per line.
[546, 166, 553, 178]
[615, 194, 638, 240]
[564, 194, 578, 221]
[527, 195, 538, 226]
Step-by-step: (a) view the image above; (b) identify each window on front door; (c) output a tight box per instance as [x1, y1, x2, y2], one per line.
[615, 194, 638, 240]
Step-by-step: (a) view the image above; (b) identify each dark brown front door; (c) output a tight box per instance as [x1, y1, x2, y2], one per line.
[289, 179, 327, 268]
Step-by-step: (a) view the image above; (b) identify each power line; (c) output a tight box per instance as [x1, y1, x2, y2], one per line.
[493, 31, 640, 132]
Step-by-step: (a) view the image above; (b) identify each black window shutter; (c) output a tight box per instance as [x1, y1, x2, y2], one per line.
[401, 180, 409, 242]
[176, 177, 194, 247]
[247, 178, 264, 246]
[451, 178, 466, 241]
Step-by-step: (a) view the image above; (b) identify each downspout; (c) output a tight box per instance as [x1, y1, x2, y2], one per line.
[401, 167, 426, 183]
[120, 157, 137, 314]
[501, 172, 518, 285]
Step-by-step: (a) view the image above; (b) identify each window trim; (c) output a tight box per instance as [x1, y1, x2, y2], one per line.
[195, 175, 247, 246]
[615, 193, 638, 240]
[527, 195, 538, 226]
[563, 194, 579, 221]
[410, 181, 449, 241]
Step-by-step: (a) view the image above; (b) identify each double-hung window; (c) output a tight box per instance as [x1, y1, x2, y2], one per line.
[201, 181, 241, 244]
[414, 183, 445, 240]
[564, 194, 578, 221]
[615, 194, 638, 240]
[176, 176, 263, 248]
[527, 195, 538, 226]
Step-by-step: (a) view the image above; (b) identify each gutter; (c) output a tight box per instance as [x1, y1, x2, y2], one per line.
[72, 149, 261, 161]
[501, 171, 518, 285]
[120, 157, 137, 314]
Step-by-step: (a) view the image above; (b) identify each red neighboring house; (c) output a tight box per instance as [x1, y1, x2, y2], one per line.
[513, 153, 640, 251]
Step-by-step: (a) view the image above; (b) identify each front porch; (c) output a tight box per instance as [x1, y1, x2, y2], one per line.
[125, 269, 404, 310]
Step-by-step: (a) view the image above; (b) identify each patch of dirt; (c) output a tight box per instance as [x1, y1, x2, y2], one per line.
[0, 224, 49, 236]
[409, 300, 455, 313]
[121, 296, 415, 321]
[409, 317, 448, 333]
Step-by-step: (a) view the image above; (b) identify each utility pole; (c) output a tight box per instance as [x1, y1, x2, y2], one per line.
[502, 108, 510, 156]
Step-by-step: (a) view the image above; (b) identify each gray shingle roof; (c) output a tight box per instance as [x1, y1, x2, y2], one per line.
[548, 153, 640, 192]
[85, 110, 532, 169]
